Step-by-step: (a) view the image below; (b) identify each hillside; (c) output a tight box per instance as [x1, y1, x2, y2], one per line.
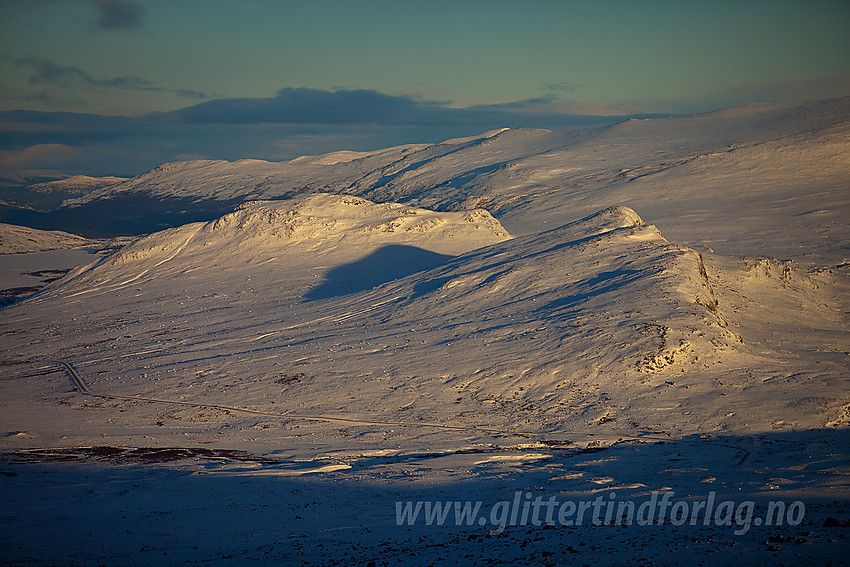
[2, 195, 846, 453]
[1, 100, 848, 566]
[54, 97, 850, 266]
[28, 175, 128, 195]
[0, 222, 95, 254]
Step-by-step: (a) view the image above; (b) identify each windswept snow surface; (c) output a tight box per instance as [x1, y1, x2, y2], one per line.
[61, 97, 850, 266]
[0, 222, 96, 254]
[2, 100, 850, 566]
[27, 175, 129, 195]
[3, 195, 846, 447]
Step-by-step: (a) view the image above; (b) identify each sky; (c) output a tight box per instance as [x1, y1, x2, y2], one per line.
[1, 0, 849, 180]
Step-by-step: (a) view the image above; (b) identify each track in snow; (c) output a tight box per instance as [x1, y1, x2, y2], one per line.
[57, 361, 750, 465]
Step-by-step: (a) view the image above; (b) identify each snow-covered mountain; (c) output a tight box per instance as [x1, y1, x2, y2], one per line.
[27, 175, 128, 195]
[3, 96, 848, 445]
[57, 194, 510, 299]
[0, 222, 95, 254]
[4, 175, 127, 212]
[60, 97, 850, 266]
[4, 192, 847, 449]
[1, 99, 849, 566]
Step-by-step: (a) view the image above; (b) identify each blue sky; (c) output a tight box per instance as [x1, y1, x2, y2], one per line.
[1, 0, 848, 179]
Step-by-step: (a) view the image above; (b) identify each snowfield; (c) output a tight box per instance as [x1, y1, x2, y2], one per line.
[1, 98, 849, 566]
[0, 222, 96, 254]
[58, 98, 850, 266]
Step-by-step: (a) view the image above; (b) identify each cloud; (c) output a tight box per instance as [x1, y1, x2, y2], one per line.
[543, 82, 585, 93]
[157, 88, 448, 125]
[14, 57, 209, 99]
[0, 144, 78, 169]
[467, 95, 560, 111]
[25, 92, 52, 105]
[0, 87, 636, 179]
[0, 143, 82, 180]
[93, 0, 145, 30]
[154, 88, 622, 127]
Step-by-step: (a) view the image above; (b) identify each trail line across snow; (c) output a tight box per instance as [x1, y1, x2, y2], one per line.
[57, 362, 529, 435]
[57, 361, 750, 466]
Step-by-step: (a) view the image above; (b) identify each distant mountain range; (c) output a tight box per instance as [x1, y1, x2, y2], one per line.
[0, 97, 847, 267]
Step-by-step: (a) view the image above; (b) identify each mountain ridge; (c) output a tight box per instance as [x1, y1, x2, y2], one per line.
[31, 96, 844, 268]
[10, 197, 845, 441]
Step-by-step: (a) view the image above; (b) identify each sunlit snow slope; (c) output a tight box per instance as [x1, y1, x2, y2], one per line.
[61, 98, 850, 266]
[0, 222, 95, 254]
[2, 193, 847, 453]
[2, 98, 848, 567]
